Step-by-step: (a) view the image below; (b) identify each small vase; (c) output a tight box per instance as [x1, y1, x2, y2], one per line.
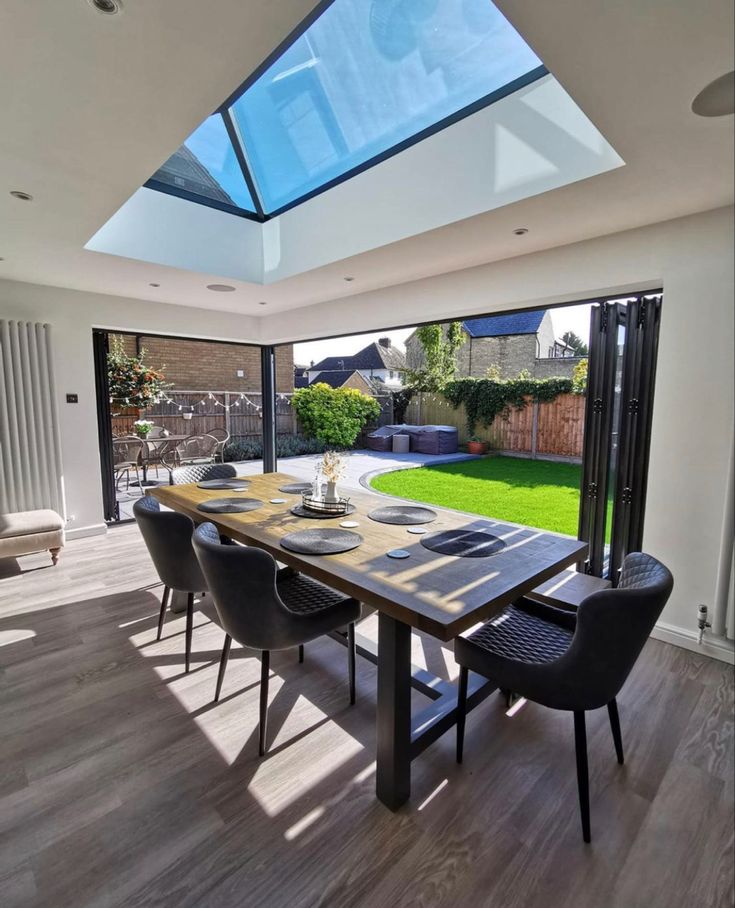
[325, 480, 339, 503]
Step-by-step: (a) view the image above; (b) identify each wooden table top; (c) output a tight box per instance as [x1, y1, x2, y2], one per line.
[151, 472, 587, 642]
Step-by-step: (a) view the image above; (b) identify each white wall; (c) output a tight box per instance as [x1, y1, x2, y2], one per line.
[0, 282, 261, 537]
[264, 207, 735, 652]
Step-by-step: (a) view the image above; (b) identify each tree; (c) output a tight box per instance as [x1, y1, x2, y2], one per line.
[562, 331, 589, 356]
[571, 358, 588, 394]
[292, 383, 381, 447]
[406, 322, 466, 392]
[107, 337, 169, 409]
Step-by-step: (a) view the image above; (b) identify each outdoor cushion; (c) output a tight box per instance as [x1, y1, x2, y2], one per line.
[0, 509, 65, 539]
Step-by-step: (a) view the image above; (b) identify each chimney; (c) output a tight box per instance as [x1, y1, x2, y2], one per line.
[378, 337, 392, 348]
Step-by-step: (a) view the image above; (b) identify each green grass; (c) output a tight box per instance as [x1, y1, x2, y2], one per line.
[371, 456, 585, 536]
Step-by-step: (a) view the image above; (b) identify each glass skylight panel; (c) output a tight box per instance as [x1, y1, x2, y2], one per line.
[230, 0, 542, 213]
[150, 114, 256, 212]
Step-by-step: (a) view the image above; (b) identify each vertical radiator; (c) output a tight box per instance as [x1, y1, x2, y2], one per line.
[0, 320, 65, 516]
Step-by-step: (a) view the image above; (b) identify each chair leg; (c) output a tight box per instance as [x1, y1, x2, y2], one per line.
[298, 644, 304, 664]
[185, 592, 194, 674]
[456, 666, 469, 764]
[348, 622, 356, 705]
[157, 585, 170, 640]
[500, 688, 512, 708]
[259, 650, 270, 756]
[214, 634, 232, 702]
[607, 698, 625, 765]
[574, 711, 591, 843]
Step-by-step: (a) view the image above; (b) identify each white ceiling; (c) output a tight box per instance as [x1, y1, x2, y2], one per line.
[0, 0, 733, 327]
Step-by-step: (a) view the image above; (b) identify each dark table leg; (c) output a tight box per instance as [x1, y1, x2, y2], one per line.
[376, 613, 412, 810]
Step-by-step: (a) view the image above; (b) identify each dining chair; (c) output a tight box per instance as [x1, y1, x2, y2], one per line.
[171, 462, 237, 485]
[205, 427, 230, 462]
[168, 433, 219, 469]
[192, 522, 361, 756]
[454, 552, 673, 843]
[133, 495, 209, 673]
[112, 437, 143, 492]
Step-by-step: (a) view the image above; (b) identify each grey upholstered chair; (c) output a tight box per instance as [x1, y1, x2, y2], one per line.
[171, 462, 237, 485]
[133, 496, 209, 673]
[454, 552, 673, 843]
[193, 522, 361, 756]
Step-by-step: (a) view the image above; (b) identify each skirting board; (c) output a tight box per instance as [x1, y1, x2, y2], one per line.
[65, 522, 107, 541]
[652, 620, 734, 665]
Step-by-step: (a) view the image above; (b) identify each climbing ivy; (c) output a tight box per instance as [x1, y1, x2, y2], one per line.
[443, 376, 575, 435]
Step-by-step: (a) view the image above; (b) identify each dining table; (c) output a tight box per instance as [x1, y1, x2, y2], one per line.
[136, 434, 191, 484]
[151, 471, 587, 810]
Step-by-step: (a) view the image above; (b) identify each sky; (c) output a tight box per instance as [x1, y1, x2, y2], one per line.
[293, 303, 593, 365]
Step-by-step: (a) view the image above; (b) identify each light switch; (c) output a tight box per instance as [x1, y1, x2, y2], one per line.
[66, 393, 79, 403]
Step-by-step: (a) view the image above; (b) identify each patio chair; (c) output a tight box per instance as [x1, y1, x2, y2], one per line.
[192, 522, 361, 755]
[454, 552, 673, 843]
[164, 433, 219, 469]
[112, 437, 143, 492]
[171, 463, 237, 485]
[205, 427, 230, 462]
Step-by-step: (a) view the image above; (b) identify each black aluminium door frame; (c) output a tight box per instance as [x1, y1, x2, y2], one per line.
[92, 330, 117, 522]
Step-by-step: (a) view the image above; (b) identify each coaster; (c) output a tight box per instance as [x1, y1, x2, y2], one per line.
[340, 520, 359, 528]
[407, 527, 428, 535]
[197, 497, 264, 514]
[269, 498, 287, 504]
[279, 483, 314, 494]
[290, 503, 356, 520]
[420, 529, 506, 558]
[196, 479, 249, 490]
[280, 528, 363, 555]
[387, 549, 411, 559]
[368, 505, 437, 526]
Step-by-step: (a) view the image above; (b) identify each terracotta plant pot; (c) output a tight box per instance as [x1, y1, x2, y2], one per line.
[467, 441, 487, 455]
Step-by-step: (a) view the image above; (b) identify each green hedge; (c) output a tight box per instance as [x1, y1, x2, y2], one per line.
[292, 383, 381, 447]
[223, 435, 330, 462]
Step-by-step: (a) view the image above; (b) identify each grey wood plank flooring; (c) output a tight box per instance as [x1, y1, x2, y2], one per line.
[0, 524, 732, 908]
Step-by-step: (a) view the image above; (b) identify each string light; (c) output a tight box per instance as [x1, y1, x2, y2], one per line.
[152, 389, 295, 416]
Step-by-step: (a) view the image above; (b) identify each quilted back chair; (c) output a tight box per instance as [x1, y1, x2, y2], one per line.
[171, 462, 237, 485]
[454, 552, 673, 842]
[133, 495, 208, 672]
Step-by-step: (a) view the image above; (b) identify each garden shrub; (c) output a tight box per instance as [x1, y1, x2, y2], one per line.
[292, 383, 381, 447]
[223, 435, 331, 462]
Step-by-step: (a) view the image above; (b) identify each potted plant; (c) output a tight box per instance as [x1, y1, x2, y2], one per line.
[467, 435, 487, 455]
[107, 337, 169, 413]
[133, 419, 154, 439]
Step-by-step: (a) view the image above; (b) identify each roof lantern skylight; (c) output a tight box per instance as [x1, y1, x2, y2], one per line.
[146, 0, 545, 220]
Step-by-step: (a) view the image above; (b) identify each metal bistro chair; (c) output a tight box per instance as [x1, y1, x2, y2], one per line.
[133, 496, 209, 673]
[170, 433, 219, 469]
[171, 463, 237, 485]
[205, 427, 230, 462]
[193, 523, 361, 756]
[454, 552, 673, 843]
[112, 436, 144, 492]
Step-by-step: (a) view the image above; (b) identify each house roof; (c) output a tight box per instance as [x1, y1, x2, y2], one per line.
[310, 370, 368, 389]
[310, 341, 406, 374]
[463, 310, 546, 338]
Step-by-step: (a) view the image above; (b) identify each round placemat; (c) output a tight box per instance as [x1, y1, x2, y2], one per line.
[280, 528, 363, 555]
[279, 483, 314, 494]
[368, 505, 437, 526]
[197, 479, 250, 491]
[290, 503, 356, 520]
[420, 529, 506, 558]
[197, 497, 264, 514]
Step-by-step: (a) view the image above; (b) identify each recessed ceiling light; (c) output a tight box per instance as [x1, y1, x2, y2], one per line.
[513, 227, 529, 235]
[692, 70, 735, 117]
[10, 190, 33, 201]
[343, 276, 355, 282]
[206, 284, 236, 292]
[149, 282, 160, 288]
[258, 301, 268, 306]
[88, 0, 122, 14]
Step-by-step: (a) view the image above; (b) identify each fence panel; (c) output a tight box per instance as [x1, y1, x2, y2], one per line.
[536, 394, 585, 456]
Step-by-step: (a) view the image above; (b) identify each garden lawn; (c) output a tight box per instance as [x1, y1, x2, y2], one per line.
[371, 456, 587, 536]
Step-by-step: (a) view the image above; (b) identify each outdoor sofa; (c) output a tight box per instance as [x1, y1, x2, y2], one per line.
[366, 424, 458, 454]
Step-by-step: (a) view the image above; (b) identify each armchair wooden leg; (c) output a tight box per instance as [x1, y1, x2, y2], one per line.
[456, 666, 469, 764]
[607, 698, 625, 765]
[49, 547, 61, 566]
[259, 650, 270, 756]
[214, 634, 232, 702]
[157, 585, 170, 641]
[185, 592, 194, 674]
[574, 711, 591, 843]
[348, 622, 356, 705]
[298, 644, 304, 664]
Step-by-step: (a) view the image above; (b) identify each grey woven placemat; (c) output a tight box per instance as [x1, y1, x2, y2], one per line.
[280, 528, 363, 555]
[368, 505, 437, 526]
[290, 503, 356, 520]
[197, 479, 250, 490]
[197, 497, 264, 514]
[279, 483, 314, 494]
[420, 529, 506, 558]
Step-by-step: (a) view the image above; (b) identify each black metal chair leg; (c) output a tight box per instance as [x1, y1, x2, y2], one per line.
[348, 622, 356, 705]
[259, 650, 270, 756]
[500, 688, 512, 708]
[214, 634, 232, 702]
[607, 698, 625, 764]
[157, 585, 170, 641]
[574, 711, 591, 843]
[298, 644, 304, 664]
[456, 666, 469, 764]
[185, 592, 194, 674]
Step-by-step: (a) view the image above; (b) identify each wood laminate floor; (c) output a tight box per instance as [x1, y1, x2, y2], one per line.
[0, 524, 732, 908]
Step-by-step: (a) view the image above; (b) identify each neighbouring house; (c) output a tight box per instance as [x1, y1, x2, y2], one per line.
[293, 364, 310, 389]
[306, 337, 407, 390]
[111, 333, 294, 393]
[305, 369, 377, 394]
[405, 311, 583, 380]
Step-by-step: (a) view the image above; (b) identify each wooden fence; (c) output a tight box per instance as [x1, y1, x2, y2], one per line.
[405, 392, 585, 460]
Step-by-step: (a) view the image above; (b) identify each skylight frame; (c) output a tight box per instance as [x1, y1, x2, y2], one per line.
[145, 0, 549, 221]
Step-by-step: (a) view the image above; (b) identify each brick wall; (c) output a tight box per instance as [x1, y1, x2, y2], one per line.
[110, 334, 293, 392]
[533, 356, 584, 379]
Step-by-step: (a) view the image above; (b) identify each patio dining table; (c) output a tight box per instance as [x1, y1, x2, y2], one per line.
[137, 434, 191, 484]
[151, 472, 587, 810]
